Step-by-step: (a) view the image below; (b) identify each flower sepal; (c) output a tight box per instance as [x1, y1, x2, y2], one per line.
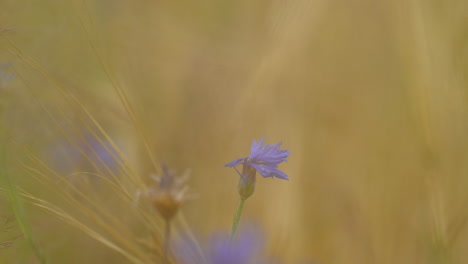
[238, 164, 257, 200]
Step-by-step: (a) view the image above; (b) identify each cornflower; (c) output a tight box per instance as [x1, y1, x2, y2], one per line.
[136, 163, 191, 264]
[176, 226, 265, 264]
[48, 132, 122, 175]
[0, 62, 15, 88]
[224, 137, 290, 238]
[208, 228, 262, 264]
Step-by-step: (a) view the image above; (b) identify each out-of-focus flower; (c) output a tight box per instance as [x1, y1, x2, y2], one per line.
[208, 228, 262, 264]
[0, 63, 15, 89]
[225, 137, 290, 199]
[176, 226, 265, 264]
[48, 132, 122, 175]
[136, 163, 191, 221]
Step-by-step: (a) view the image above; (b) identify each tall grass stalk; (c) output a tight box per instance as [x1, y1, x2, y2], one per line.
[0, 141, 46, 263]
[0, 39, 165, 263]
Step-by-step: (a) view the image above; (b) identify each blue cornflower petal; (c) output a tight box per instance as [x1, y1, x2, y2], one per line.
[249, 140, 289, 165]
[249, 163, 289, 180]
[225, 137, 290, 182]
[249, 137, 266, 160]
[224, 157, 246, 168]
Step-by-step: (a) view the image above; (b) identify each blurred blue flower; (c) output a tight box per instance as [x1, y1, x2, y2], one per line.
[176, 226, 265, 264]
[48, 132, 122, 175]
[0, 62, 15, 89]
[225, 137, 290, 180]
[208, 228, 261, 264]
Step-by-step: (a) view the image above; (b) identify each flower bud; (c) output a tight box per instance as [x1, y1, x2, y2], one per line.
[136, 163, 192, 221]
[152, 192, 182, 221]
[238, 163, 256, 200]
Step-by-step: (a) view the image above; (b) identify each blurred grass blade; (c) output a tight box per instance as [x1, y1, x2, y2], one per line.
[0, 141, 47, 264]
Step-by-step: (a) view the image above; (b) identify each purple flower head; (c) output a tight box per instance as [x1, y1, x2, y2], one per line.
[176, 226, 264, 264]
[48, 131, 122, 175]
[209, 228, 262, 264]
[0, 62, 15, 89]
[225, 137, 290, 180]
[224, 138, 290, 199]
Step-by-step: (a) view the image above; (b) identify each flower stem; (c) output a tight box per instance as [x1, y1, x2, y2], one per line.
[163, 219, 171, 264]
[230, 198, 246, 240]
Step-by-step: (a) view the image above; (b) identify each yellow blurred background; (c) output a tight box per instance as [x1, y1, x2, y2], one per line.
[1, 0, 467, 263]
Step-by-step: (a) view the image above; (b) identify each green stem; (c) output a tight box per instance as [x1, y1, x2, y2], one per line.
[1, 138, 47, 263]
[230, 198, 246, 240]
[163, 219, 171, 264]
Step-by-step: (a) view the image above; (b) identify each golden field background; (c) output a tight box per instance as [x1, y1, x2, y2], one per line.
[0, 0, 467, 263]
